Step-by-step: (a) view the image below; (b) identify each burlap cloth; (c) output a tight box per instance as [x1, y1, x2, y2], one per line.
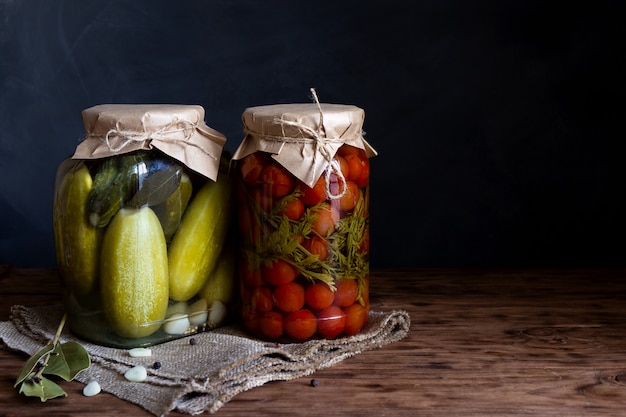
[0, 305, 410, 416]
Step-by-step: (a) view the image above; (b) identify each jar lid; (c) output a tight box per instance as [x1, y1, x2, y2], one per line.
[233, 102, 377, 187]
[72, 104, 227, 181]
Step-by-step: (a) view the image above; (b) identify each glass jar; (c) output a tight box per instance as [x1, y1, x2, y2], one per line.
[53, 104, 235, 348]
[232, 100, 377, 342]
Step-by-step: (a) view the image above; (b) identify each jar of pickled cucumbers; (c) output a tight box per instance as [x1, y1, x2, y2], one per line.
[53, 104, 235, 348]
[232, 97, 377, 341]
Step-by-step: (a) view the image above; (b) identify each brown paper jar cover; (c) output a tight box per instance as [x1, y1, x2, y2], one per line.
[232, 103, 377, 187]
[73, 104, 226, 181]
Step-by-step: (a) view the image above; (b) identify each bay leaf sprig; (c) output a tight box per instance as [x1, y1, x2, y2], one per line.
[14, 314, 91, 402]
[126, 161, 182, 207]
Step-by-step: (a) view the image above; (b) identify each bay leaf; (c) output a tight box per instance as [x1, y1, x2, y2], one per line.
[59, 341, 91, 379]
[14, 344, 54, 387]
[126, 164, 182, 207]
[19, 376, 67, 401]
[45, 341, 90, 381]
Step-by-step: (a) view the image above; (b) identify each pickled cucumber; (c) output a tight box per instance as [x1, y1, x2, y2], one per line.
[199, 244, 237, 307]
[88, 151, 184, 227]
[100, 207, 169, 338]
[168, 174, 233, 301]
[53, 162, 102, 296]
[87, 157, 128, 227]
[152, 172, 193, 241]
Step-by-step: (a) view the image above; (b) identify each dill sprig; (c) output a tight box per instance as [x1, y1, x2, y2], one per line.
[241, 180, 369, 303]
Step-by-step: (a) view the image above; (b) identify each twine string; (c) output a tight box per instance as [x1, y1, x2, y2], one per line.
[309, 88, 346, 200]
[92, 117, 217, 160]
[248, 88, 347, 199]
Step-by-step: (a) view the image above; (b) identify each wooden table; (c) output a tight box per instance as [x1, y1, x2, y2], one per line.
[2, 266, 626, 416]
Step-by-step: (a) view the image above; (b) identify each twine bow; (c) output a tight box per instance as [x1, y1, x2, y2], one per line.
[94, 117, 217, 160]
[267, 88, 348, 199]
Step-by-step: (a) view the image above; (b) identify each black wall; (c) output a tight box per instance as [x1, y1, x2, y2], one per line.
[1, 0, 623, 268]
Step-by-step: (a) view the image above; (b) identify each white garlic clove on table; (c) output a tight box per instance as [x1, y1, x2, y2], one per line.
[128, 347, 152, 357]
[83, 380, 101, 396]
[124, 365, 148, 382]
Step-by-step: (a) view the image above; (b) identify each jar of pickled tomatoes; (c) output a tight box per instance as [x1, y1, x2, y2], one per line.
[232, 99, 377, 342]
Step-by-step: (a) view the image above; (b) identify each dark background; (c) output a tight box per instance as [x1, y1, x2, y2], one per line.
[1, 0, 624, 269]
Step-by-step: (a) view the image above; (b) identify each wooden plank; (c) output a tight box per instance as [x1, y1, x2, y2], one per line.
[1, 268, 626, 416]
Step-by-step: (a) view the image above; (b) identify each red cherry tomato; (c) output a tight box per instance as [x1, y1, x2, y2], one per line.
[261, 163, 294, 197]
[316, 306, 346, 339]
[251, 286, 273, 313]
[337, 144, 360, 157]
[259, 311, 284, 339]
[334, 155, 350, 180]
[333, 279, 358, 307]
[343, 302, 368, 336]
[301, 176, 327, 206]
[302, 236, 329, 261]
[284, 309, 317, 341]
[343, 152, 363, 182]
[329, 180, 359, 212]
[241, 259, 262, 287]
[311, 204, 340, 237]
[338, 146, 370, 187]
[305, 282, 335, 310]
[262, 259, 298, 286]
[273, 282, 305, 313]
[355, 155, 370, 188]
[278, 198, 305, 221]
[239, 153, 267, 186]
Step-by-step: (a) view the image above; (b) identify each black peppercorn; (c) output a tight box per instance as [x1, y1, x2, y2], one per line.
[310, 378, 319, 387]
[153, 361, 162, 369]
